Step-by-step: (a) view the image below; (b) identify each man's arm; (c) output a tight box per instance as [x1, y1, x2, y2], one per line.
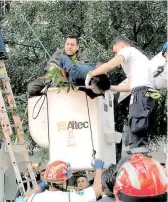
[92, 160, 104, 198]
[91, 55, 124, 77]
[25, 181, 48, 198]
[110, 84, 131, 92]
[85, 55, 124, 88]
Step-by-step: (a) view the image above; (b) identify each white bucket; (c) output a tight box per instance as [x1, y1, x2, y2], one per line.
[28, 88, 122, 170]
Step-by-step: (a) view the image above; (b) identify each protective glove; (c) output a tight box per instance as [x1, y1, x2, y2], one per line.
[15, 196, 26, 202]
[39, 180, 49, 191]
[93, 159, 104, 169]
[85, 71, 93, 88]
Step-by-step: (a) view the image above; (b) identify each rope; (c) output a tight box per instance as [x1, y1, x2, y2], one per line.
[31, 82, 51, 157]
[85, 93, 96, 159]
[45, 91, 51, 150]
[32, 81, 51, 120]
[19, 12, 51, 58]
[32, 94, 46, 119]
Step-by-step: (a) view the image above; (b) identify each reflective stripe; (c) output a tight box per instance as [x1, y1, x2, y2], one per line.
[151, 172, 158, 194]
[152, 159, 167, 185]
[122, 161, 141, 189]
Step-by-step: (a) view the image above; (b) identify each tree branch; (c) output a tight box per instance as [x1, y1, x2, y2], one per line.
[23, 56, 40, 63]
[142, 27, 160, 49]
[136, 13, 151, 33]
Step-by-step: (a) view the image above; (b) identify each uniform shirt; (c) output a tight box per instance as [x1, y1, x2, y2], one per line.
[117, 47, 154, 89]
[27, 187, 96, 202]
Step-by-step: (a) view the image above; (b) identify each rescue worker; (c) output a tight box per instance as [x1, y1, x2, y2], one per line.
[153, 42, 168, 89]
[113, 154, 167, 202]
[98, 154, 167, 202]
[98, 168, 116, 202]
[75, 175, 90, 191]
[28, 35, 110, 99]
[85, 36, 159, 154]
[16, 159, 104, 202]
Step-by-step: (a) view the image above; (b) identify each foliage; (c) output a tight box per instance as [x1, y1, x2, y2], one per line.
[0, 1, 167, 164]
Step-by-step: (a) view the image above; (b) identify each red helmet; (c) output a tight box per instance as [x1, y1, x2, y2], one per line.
[114, 154, 167, 202]
[44, 160, 72, 184]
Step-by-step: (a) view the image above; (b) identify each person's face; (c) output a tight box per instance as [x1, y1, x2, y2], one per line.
[64, 38, 79, 56]
[77, 177, 89, 190]
[40, 171, 45, 181]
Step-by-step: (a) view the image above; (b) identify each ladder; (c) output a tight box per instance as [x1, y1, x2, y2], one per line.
[0, 59, 37, 197]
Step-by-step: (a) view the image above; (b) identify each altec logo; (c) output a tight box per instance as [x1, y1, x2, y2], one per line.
[57, 121, 89, 131]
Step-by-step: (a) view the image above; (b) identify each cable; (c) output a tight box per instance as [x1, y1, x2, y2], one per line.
[45, 92, 50, 152]
[85, 93, 96, 159]
[32, 81, 52, 119]
[32, 94, 46, 119]
[19, 12, 51, 59]
[31, 82, 51, 159]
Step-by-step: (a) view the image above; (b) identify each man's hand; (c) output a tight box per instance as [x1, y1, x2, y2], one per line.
[85, 71, 93, 88]
[93, 159, 104, 169]
[92, 159, 104, 198]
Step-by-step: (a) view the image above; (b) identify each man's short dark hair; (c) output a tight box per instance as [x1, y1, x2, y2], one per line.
[40, 169, 45, 173]
[101, 169, 115, 197]
[75, 175, 89, 187]
[76, 175, 88, 181]
[92, 74, 111, 91]
[67, 35, 79, 45]
[112, 36, 132, 47]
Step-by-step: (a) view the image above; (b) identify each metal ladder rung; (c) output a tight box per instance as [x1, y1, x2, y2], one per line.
[1, 90, 11, 95]
[2, 107, 17, 111]
[16, 161, 30, 164]
[0, 75, 9, 80]
[22, 179, 36, 183]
